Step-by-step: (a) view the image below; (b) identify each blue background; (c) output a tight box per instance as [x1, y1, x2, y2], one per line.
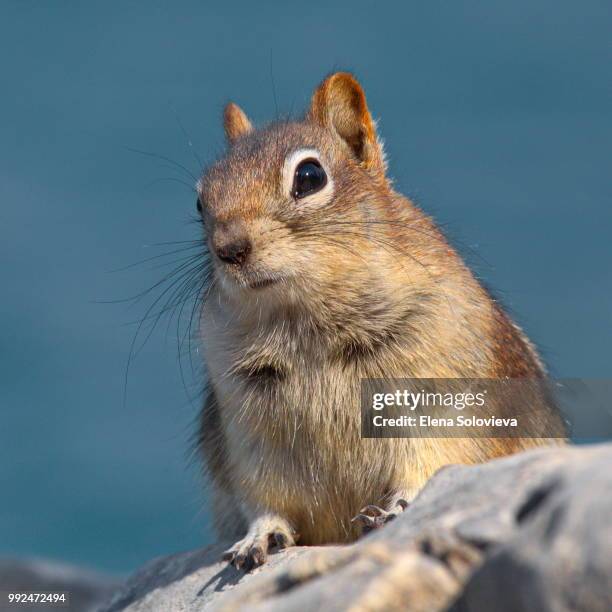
[1, 1, 610, 574]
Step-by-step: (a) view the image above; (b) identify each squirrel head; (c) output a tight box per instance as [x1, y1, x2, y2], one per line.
[198, 72, 403, 307]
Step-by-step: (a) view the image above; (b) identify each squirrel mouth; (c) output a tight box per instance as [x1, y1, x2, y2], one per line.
[218, 265, 283, 291]
[247, 276, 280, 290]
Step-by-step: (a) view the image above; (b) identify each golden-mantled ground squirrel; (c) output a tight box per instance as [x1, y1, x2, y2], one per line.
[195, 72, 566, 571]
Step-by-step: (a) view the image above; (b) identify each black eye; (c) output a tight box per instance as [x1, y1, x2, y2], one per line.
[196, 197, 202, 213]
[292, 159, 327, 199]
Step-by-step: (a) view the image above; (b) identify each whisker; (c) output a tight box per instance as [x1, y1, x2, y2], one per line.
[108, 243, 206, 273]
[144, 177, 199, 194]
[121, 246, 211, 408]
[125, 146, 198, 182]
[170, 105, 205, 172]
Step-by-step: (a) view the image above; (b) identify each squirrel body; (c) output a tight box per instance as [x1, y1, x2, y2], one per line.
[196, 73, 566, 569]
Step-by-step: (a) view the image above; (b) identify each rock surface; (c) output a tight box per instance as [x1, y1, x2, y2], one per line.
[102, 443, 612, 611]
[0, 557, 120, 612]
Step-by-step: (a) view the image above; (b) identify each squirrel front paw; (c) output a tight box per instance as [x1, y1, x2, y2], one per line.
[222, 514, 297, 571]
[351, 498, 410, 535]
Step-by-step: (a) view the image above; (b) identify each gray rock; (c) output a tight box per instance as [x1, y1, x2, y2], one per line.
[101, 543, 318, 611]
[0, 557, 120, 612]
[450, 445, 612, 612]
[101, 443, 612, 611]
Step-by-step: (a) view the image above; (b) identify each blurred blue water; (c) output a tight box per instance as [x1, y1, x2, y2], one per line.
[1, 1, 610, 573]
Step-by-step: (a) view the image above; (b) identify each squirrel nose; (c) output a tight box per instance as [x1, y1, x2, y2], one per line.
[215, 237, 252, 266]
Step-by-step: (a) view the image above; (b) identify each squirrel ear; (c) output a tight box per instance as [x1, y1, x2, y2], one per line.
[223, 102, 253, 143]
[308, 72, 385, 175]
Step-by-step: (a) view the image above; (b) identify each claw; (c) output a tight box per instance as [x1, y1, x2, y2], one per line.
[234, 552, 246, 570]
[352, 498, 410, 535]
[274, 532, 288, 549]
[359, 504, 385, 517]
[222, 524, 296, 572]
[396, 498, 410, 511]
[352, 513, 377, 527]
[250, 546, 266, 567]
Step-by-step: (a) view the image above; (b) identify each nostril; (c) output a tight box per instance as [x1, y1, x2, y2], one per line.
[216, 238, 252, 266]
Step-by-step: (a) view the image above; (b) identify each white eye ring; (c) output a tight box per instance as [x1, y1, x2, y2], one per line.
[282, 148, 334, 208]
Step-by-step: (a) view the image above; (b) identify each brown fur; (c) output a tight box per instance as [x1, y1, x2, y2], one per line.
[196, 73, 566, 566]
[223, 101, 253, 142]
